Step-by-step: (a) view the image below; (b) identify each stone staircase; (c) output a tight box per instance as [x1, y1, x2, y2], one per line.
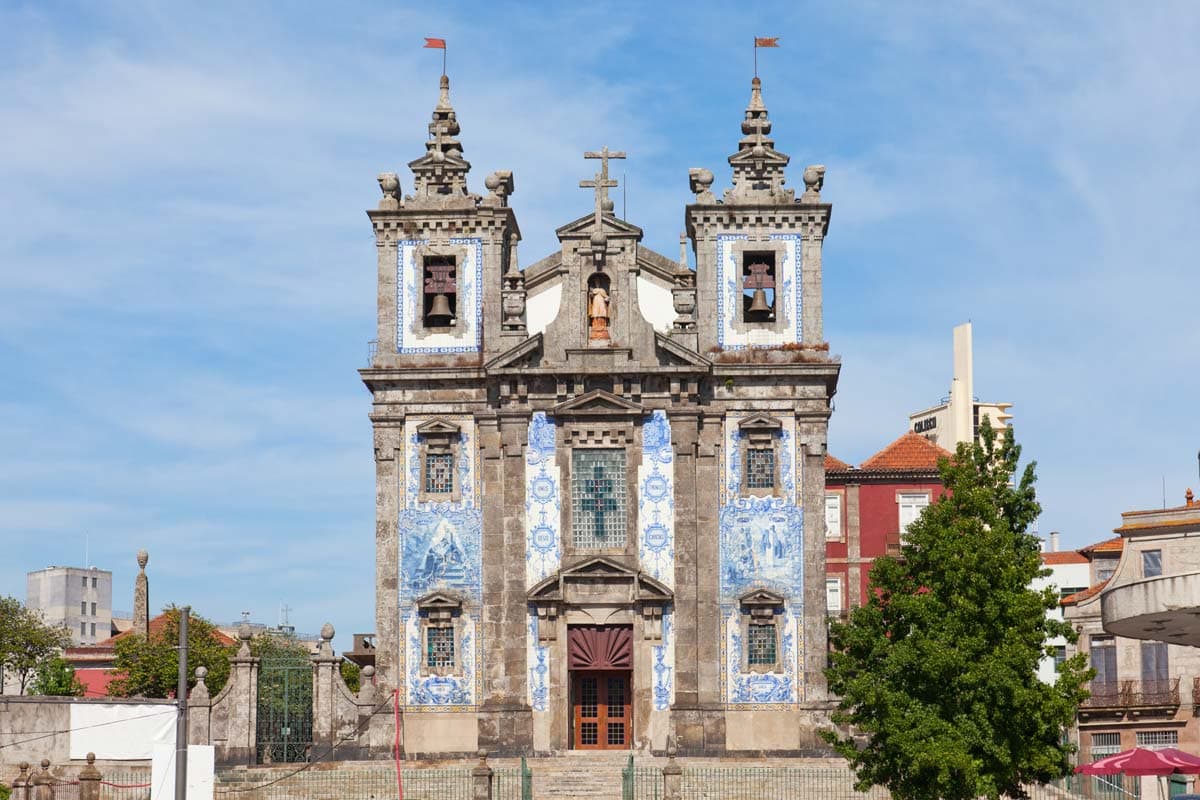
[529, 752, 641, 799]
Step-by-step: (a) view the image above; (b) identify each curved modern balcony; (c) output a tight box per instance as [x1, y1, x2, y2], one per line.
[1100, 570, 1200, 646]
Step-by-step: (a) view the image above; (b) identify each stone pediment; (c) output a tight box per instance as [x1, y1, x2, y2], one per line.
[738, 588, 786, 608]
[728, 146, 790, 168]
[654, 332, 711, 369]
[527, 556, 674, 605]
[737, 413, 783, 433]
[552, 389, 644, 417]
[408, 151, 471, 172]
[416, 591, 464, 611]
[555, 212, 644, 240]
[415, 418, 462, 436]
[484, 334, 543, 372]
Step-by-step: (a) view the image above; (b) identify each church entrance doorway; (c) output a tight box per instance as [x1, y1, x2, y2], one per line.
[571, 671, 631, 749]
[567, 624, 633, 750]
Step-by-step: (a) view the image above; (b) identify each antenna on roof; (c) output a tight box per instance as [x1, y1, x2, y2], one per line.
[1163, 475, 1167, 509]
[622, 171, 627, 221]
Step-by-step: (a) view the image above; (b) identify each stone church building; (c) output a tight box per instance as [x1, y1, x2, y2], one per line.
[362, 71, 838, 757]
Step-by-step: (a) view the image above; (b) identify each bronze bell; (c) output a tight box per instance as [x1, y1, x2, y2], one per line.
[428, 293, 453, 324]
[748, 287, 772, 315]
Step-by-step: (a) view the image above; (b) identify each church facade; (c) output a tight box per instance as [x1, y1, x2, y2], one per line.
[362, 72, 838, 757]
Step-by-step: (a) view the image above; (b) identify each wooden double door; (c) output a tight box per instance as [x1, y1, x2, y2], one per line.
[570, 670, 632, 750]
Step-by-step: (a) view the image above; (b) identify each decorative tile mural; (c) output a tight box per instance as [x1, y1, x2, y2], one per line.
[638, 410, 675, 588]
[715, 233, 802, 350]
[399, 416, 482, 710]
[718, 413, 805, 705]
[525, 412, 561, 588]
[652, 610, 675, 711]
[396, 238, 484, 354]
[527, 610, 549, 712]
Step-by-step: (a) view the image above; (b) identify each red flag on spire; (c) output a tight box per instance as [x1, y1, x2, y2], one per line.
[754, 37, 779, 47]
[423, 37, 446, 49]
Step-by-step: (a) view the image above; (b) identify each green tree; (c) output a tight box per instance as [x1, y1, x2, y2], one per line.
[340, 659, 361, 693]
[31, 656, 85, 696]
[0, 596, 74, 694]
[108, 607, 234, 698]
[824, 423, 1091, 800]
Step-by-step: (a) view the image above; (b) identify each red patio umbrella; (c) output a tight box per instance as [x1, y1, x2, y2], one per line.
[1077, 747, 1200, 777]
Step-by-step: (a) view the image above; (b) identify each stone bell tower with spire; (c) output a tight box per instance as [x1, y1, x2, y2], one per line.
[362, 69, 838, 759]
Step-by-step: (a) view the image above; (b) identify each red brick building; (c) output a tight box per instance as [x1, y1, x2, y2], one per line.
[824, 432, 951, 613]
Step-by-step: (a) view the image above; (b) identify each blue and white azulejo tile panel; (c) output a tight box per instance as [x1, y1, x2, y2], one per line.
[396, 238, 484, 354]
[525, 412, 561, 588]
[638, 411, 675, 589]
[715, 233, 802, 350]
[718, 412, 805, 705]
[652, 609, 675, 711]
[526, 610, 549, 712]
[398, 416, 482, 710]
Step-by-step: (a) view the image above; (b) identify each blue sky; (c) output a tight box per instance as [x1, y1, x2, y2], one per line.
[2, 2, 1198, 648]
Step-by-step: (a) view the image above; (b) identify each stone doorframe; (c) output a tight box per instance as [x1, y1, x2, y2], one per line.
[527, 556, 673, 751]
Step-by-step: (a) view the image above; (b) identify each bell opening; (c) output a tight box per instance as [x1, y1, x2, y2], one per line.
[423, 256, 458, 328]
[742, 252, 776, 323]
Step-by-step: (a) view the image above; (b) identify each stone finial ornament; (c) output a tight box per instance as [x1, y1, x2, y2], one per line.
[136, 550, 148, 570]
[236, 623, 253, 658]
[688, 168, 716, 204]
[320, 622, 335, 641]
[1187, 488, 1195, 506]
[358, 664, 377, 704]
[192, 664, 210, 701]
[802, 164, 826, 203]
[482, 170, 514, 207]
[377, 172, 402, 210]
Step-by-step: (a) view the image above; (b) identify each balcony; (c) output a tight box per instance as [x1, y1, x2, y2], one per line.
[1079, 679, 1180, 719]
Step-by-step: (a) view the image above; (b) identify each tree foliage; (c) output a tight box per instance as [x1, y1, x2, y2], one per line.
[340, 659, 361, 693]
[108, 607, 234, 698]
[0, 596, 74, 694]
[823, 423, 1092, 800]
[31, 656, 85, 697]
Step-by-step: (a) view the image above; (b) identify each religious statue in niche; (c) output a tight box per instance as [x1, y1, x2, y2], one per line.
[588, 274, 611, 341]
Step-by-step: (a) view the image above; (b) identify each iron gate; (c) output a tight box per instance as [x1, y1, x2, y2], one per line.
[256, 652, 313, 763]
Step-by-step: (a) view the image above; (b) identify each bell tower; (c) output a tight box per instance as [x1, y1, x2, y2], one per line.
[684, 76, 830, 353]
[368, 73, 524, 366]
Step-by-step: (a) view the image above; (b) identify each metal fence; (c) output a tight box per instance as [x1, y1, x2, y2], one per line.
[213, 765, 529, 800]
[621, 764, 1148, 800]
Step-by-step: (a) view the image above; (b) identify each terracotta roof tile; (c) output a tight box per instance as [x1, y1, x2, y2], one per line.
[99, 612, 237, 647]
[1061, 579, 1108, 606]
[1042, 551, 1089, 565]
[1081, 536, 1124, 555]
[859, 432, 952, 473]
[824, 453, 853, 472]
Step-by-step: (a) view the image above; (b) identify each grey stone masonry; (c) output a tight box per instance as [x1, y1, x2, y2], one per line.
[361, 72, 839, 758]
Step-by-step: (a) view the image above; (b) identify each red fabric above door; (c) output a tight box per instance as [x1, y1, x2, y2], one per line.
[568, 625, 633, 669]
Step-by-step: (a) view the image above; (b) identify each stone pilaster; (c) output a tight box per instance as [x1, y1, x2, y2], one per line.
[800, 427, 829, 701]
[214, 626, 259, 766]
[371, 423, 401, 755]
[187, 666, 211, 745]
[477, 414, 533, 755]
[799, 214, 829, 345]
[846, 483, 862, 609]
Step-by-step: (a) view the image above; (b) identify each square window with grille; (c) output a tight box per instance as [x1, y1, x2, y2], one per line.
[571, 449, 627, 548]
[426, 627, 455, 668]
[746, 447, 775, 490]
[424, 452, 454, 495]
[1136, 730, 1178, 750]
[747, 623, 777, 667]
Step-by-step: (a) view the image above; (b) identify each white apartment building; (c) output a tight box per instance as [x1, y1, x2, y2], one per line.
[26, 565, 113, 646]
[909, 322, 1013, 449]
